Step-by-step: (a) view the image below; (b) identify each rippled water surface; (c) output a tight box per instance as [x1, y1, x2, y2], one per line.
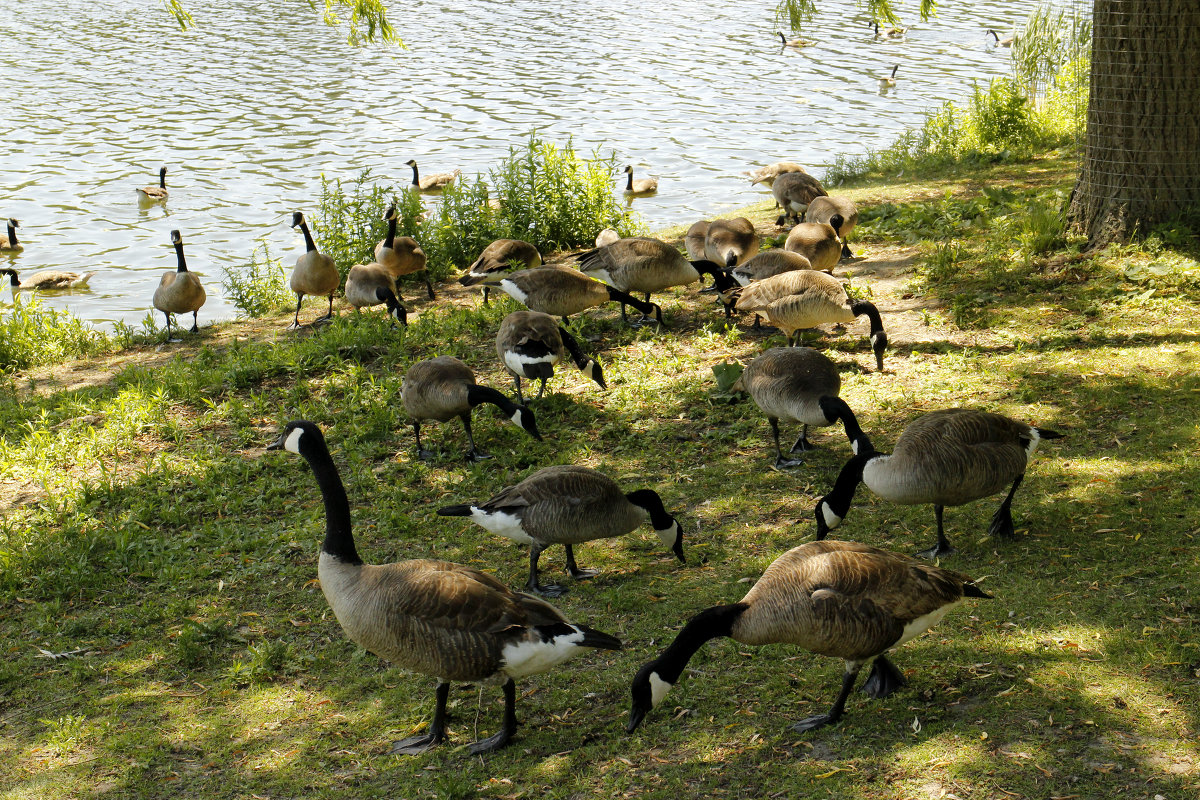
[0, 0, 1041, 328]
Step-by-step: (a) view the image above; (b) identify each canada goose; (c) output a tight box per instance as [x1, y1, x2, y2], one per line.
[574, 237, 724, 325]
[153, 230, 206, 339]
[783, 214, 844, 272]
[137, 166, 168, 201]
[626, 539, 990, 733]
[405, 159, 459, 194]
[987, 29, 1014, 47]
[879, 64, 899, 88]
[748, 161, 808, 188]
[1, 218, 23, 252]
[595, 228, 620, 248]
[401, 355, 541, 461]
[730, 249, 813, 287]
[622, 165, 658, 197]
[733, 348, 865, 468]
[734, 270, 888, 371]
[0, 267, 96, 291]
[344, 263, 407, 326]
[438, 465, 684, 596]
[704, 217, 761, 268]
[288, 211, 339, 329]
[267, 421, 621, 754]
[872, 22, 907, 39]
[815, 408, 1065, 559]
[494, 266, 664, 326]
[805, 197, 859, 259]
[778, 31, 814, 47]
[684, 220, 709, 261]
[772, 171, 829, 225]
[495, 310, 606, 403]
[458, 239, 542, 305]
[374, 206, 434, 299]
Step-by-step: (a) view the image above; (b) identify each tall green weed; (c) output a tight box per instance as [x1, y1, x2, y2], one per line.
[0, 294, 114, 372]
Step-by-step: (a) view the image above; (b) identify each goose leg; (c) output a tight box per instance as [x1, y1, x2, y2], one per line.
[914, 505, 955, 560]
[482, 286, 491, 306]
[789, 424, 814, 453]
[770, 418, 804, 468]
[190, 311, 199, 333]
[535, 377, 547, 401]
[512, 376, 525, 406]
[988, 474, 1024, 539]
[163, 312, 175, 342]
[414, 422, 435, 461]
[527, 542, 567, 597]
[389, 682, 449, 754]
[424, 275, 436, 300]
[565, 544, 599, 580]
[461, 413, 491, 461]
[313, 294, 335, 325]
[467, 679, 518, 754]
[791, 661, 863, 732]
[860, 655, 906, 699]
[288, 295, 304, 330]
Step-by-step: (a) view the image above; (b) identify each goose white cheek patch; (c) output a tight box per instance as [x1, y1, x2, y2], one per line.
[820, 501, 843, 530]
[500, 280, 527, 304]
[649, 672, 672, 707]
[284, 427, 305, 453]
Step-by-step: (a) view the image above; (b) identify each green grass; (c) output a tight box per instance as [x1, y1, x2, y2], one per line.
[1, 151, 1198, 799]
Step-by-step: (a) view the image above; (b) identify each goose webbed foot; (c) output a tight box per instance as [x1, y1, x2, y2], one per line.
[465, 448, 494, 462]
[698, 284, 719, 294]
[466, 681, 517, 754]
[913, 541, 955, 560]
[860, 656, 906, 699]
[286, 320, 302, 331]
[312, 314, 335, 327]
[988, 507, 1016, 538]
[789, 437, 815, 454]
[790, 712, 841, 733]
[773, 455, 806, 469]
[389, 731, 445, 754]
[529, 581, 569, 597]
[417, 448, 437, 462]
[568, 566, 600, 581]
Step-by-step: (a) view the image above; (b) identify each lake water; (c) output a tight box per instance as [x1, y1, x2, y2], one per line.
[0, 0, 1043, 330]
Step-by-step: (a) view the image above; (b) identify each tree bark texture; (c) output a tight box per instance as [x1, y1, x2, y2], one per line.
[1068, 0, 1200, 248]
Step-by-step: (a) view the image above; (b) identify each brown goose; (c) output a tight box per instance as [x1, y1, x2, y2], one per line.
[622, 165, 658, 197]
[136, 166, 169, 201]
[495, 310, 606, 403]
[626, 539, 990, 733]
[730, 249, 813, 287]
[374, 206, 433, 299]
[153, 230, 206, 339]
[405, 159, 459, 194]
[343, 262, 407, 325]
[574, 237, 723, 325]
[1, 267, 95, 291]
[805, 196, 859, 259]
[733, 269, 888, 370]
[987, 29, 1014, 47]
[684, 221, 709, 261]
[733, 347, 866, 468]
[458, 238, 542, 305]
[401, 356, 541, 461]
[704, 217, 761, 268]
[772, 171, 828, 225]
[493, 265, 663, 326]
[438, 465, 684, 596]
[783, 214, 844, 272]
[268, 421, 621, 755]
[816, 408, 1064, 558]
[288, 211, 339, 328]
[595, 228, 620, 248]
[1, 218, 24, 252]
[748, 161, 808, 188]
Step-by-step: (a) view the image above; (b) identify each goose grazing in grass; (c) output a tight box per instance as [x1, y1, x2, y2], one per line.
[574, 237, 725, 326]
[153, 230, 206, 339]
[772, 171, 829, 225]
[405, 159, 459, 194]
[401, 355, 541, 461]
[704, 217, 761, 268]
[622, 165, 658, 197]
[734, 269, 888, 371]
[137, 166, 169, 201]
[815, 408, 1065, 559]
[267, 421, 621, 754]
[1, 267, 96, 291]
[374, 206, 434, 299]
[495, 310, 606, 403]
[1, 218, 23, 252]
[458, 239, 542, 305]
[879, 64, 899, 88]
[784, 214, 844, 272]
[778, 31, 814, 47]
[438, 465, 684, 596]
[494, 265, 664, 326]
[748, 161, 808, 188]
[343, 263, 407, 326]
[287, 211, 339, 329]
[987, 29, 1014, 47]
[730, 249, 814, 287]
[626, 539, 990, 734]
[684, 220, 709, 261]
[805, 197, 859, 259]
[733, 348, 866, 468]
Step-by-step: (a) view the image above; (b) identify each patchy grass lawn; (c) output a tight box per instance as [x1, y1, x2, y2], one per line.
[2, 151, 1198, 800]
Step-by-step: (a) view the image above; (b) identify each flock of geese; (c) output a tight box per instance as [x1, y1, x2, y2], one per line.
[258, 156, 1062, 754]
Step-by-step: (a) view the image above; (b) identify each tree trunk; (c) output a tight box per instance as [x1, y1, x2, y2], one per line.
[1067, 0, 1200, 248]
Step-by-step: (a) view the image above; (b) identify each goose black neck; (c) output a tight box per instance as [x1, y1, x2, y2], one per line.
[819, 396, 871, 451]
[695, 262, 738, 292]
[466, 384, 519, 415]
[159, 169, 167, 189]
[6, 222, 17, 246]
[301, 442, 361, 565]
[625, 171, 634, 191]
[649, 604, 747, 684]
[409, 164, 421, 187]
[173, 241, 189, 272]
[850, 300, 884, 334]
[625, 489, 673, 529]
[823, 453, 872, 517]
[1, 269, 17, 287]
[384, 213, 397, 248]
[558, 326, 588, 368]
[299, 220, 318, 252]
[606, 285, 658, 318]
